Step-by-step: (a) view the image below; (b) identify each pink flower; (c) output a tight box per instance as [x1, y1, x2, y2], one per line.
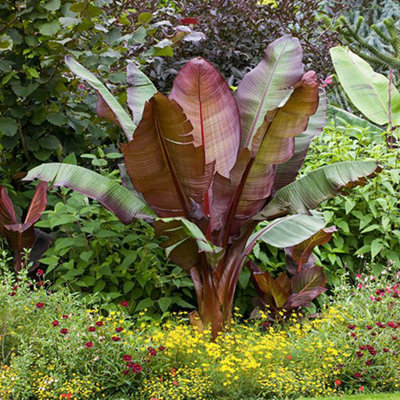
[36, 269, 44, 276]
[85, 342, 94, 349]
[335, 379, 341, 386]
[320, 75, 333, 88]
[52, 320, 59, 327]
[356, 273, 362, 279]
[358, 386, 364, 392]
[36, 302, 45, 309]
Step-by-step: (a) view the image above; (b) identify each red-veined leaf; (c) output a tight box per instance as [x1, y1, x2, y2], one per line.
[24, 181, 48, 225]
[0, 186, 18, 235]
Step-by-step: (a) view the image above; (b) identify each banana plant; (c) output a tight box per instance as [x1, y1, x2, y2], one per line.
[25, 35, 380, 337]
[0, 182, 51, 272]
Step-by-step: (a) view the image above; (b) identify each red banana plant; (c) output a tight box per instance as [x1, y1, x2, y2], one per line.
[24, 35, 380, 338]
[0, 182, 51, 272]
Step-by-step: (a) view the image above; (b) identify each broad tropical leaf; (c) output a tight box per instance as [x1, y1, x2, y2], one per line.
[0, 186, 17, 235]
[274, 89, 327, 191]
[327, 105, 385, 137]
[126, 62, 157, 125]
[65, 56, 136, 140]
[257, 161, 381, 219]
[245, 212, 326, 255]
[122, 93, 213, 218]
[24, 163, 156, 223]
[218, 71, 320, 237]
[170, 57, 240, 178]
[236, 35, 303, 150]
[286, 226, 337, 274]
[330, 46, 400, 125]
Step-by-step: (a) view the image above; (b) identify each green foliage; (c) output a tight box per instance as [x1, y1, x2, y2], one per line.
[36, 190, 195, 317]
[0, 0, 177, 184]
[298, 123, 399, 284]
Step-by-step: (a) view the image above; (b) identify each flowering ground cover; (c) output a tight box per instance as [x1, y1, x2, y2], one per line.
[301, 394, 400, 400]
[0, 250, 399, 399]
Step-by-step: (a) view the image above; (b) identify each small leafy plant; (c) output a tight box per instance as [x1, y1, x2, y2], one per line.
[25, 35, 379, 337]
[0, 182, 50, 272]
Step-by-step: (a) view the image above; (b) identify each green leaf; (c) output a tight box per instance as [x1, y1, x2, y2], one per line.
[123, 281, 135, 294]
[330, 46, 400, 125]
[257, 161, 380, 219]
[76, 275, 96, 287]
[239, 268, 251, 289]
[65, 56, 135, 140]
[0, 34, 13, 51]
[93, 280, 106, 292]
[345, 199, 356, 215]
[47, 112, 68, 126]
[135, 298, 154, 311]
[138, 12, 152, 24]
[24, 163, 157, 224]
[0, 117, 18, 137]
[43, 0, 61, 11]
[371, 239, 383, 259]
[158, 297, 172, 312]
[38, 20, 61, 36]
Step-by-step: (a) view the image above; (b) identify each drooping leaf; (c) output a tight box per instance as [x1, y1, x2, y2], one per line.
[257, 161, 381, 219]
[245, 212, 326, 255]
[24, 163, 156, 223]
[122, 93, 213, 218]
[286, 226, 337, 274]
[24, 181, 48, 225]
[126, 62, 157, 125]
[170, 57, 240, 178]
[29, 229, 52, 264]
[274, 89, 327, 191]
[327, 105, 385, 137]
[236, 35, 303, 150]
[330, 46, 400, 125]
[65, 56, 136, 140]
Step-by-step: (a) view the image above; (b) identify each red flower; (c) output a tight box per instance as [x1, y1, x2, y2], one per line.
[365, 325, 373, 330]
[383, 348, 389, 352]
[347, 324, 356, 330]
[37, 281, 44, 288]
[180, 17, 200, 25]
[172, 379, 178, 386]
[120, 301, 129, 307]
[148, 347, 157, 356]
[131, 364, 142, 373]
[36, 269, 44, 276]
[356, 351, 363, 359]
[60, 328, 68, 335]
[115, 327, 123, 333]
[111, 336, 121, 342]
[122, 369, 130, 375]
[62, 315, 69, 319]
[95, 321, 104, 327]
[8, 292, 16, 296]
[85, 342, 94, 349]
[358, 386, 364, 392]
[335, 379, 341, 386]
[36, 302, 45, 309]
[354, 372, 362, 379]
[60, 394, 72, 399]
[122, 355, 132, 362]
[88, 326, 96, 332]
[365, 359, 373, 366]
[52, 320, 59, 327]
[392, 336, 398, 341]
[158, 346, 165, 351]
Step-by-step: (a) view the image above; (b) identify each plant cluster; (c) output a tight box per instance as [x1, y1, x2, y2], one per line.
[135, 0, 348, 91]
[1, 261, 400, 399]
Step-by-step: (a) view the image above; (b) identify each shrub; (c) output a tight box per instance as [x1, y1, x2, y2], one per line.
[36, 189, 195, 317]
[1, 260, 399, 399]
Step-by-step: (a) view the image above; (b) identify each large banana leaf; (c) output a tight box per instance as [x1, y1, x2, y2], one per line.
[126, 63, 157, 125]
[330, 46, 400, 125]
[65, 56, 136, 140]
[170, 57, 240, 178]
[256, 161, 381, 219]
[122, 93, 213, 218]
[274, 89, 327, 191]
[216, 72, 319, 237]
[236, 35, 303, 150]
[24, 163, 156, 223]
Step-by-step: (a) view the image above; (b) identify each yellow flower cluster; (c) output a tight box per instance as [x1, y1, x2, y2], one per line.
[0, 365, 18, 399]
[147, 307, 353, 399]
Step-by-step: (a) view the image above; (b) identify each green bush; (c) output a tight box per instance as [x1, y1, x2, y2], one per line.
[35, 189, 195, 318]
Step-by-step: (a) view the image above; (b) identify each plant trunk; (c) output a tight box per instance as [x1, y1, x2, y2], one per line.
[189, 229, 252, 339]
